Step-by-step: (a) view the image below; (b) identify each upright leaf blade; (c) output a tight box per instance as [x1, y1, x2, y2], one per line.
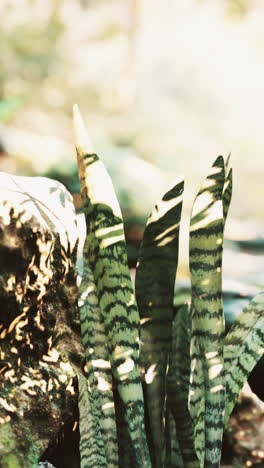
[224, 291, 264, 424]
[78, 373, 107, 468]
[167, 304, 199, 468]
[223, 168, 232, 226]
[189, 156, 226, 468]
[73, 105, 151, 467]
[79, 255, 119, 466]
[135, 180, 184, 467]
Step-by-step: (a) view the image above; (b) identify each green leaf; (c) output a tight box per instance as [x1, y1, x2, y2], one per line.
[224, 291, 264, 424]
[223, 168, 232, 226]
[135, 179, 184, 467]
[189, 156, 229, 468]
[167, 304, 199, 468]
[78, 258, 119, 466]
[73, 105, 151, 467]
[78, 373, 107, 468]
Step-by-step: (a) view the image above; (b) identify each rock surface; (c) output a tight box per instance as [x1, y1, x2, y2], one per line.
[0, 173, 84, 467]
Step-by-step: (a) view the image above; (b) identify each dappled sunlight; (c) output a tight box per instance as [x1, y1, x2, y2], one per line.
[204, 166, 223, 182]
[1, 0, 264, 223]
[91, 359, 111, 369]
[74, 107, 123, 219]
[148, 193, 183, 224]
[135, 177, 184, 465]
[1, 3, 264, 465]
[154, 223, 179, 242]
[205, 351, 218, 359]
[99, 233, 125, 248]
[0, 398, 16, 413]
[210, 384, 225, 393]
[188, 156, 228, 466]
[156, 234, 178, 247]
[140, 317, 152, 325]
[0, 169, 82, 468]
[96, 223, 124, 239]
[102, 401, 115, 411]
[208, 363, 223, 380]
[117, 357, 135, 380]
[96, 375, 112, 392]
[190, 200, 223, 232]
[145, 364, 157, 385]
[96, 222, 125, 247]
[0, 173, 79, 253]
[112, 346, 133, 361]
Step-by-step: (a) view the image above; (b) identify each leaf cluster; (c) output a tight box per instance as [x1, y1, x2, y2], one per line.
[74, 106, 264, 468]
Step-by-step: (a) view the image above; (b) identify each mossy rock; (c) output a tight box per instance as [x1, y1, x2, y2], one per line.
[0, 173, 84, 467]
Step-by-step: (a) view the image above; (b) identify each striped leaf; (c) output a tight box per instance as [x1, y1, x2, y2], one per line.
[135, 180, 184, 467]
[73, 105, 151, 467]
[78, 252, 119, 467]
[78, 373, 107, 468]
[222, 168, 232, 226]
[189, 156, 229, 468]
[224, 291, 264, 424]
[167, 304, 199, 468]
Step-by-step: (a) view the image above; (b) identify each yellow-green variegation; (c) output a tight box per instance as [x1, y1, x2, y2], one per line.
[73, 105, 151, 467]
[72, 106, 264, 468]
[78, 373, 107, 468]
[189, 156, 232, 468]
[224, 291, 264, 424]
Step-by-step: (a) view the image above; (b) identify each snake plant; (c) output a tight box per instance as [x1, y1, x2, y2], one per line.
[74, 106, 264, 468]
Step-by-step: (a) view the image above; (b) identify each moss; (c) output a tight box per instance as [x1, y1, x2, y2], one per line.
[1, 454, 23, 468]
[0, 423, 17, 455]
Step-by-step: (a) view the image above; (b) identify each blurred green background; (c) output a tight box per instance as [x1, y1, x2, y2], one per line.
[0, 0, 264, 278]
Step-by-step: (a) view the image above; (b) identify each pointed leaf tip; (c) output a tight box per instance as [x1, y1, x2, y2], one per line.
[213, 155, 225, 167]
[73, 104, 94, 155]
[226, 152, 231, 169]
